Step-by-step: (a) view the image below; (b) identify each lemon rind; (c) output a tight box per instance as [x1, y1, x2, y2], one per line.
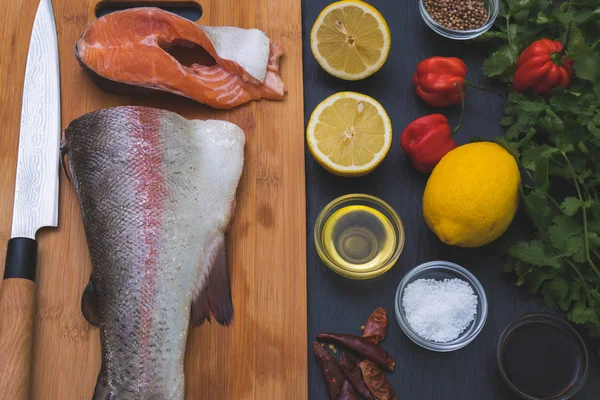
[310, 1, 391, 81]
[307, 91, 392, 176]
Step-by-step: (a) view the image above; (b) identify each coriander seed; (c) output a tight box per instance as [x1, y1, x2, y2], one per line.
[424, 0, 489, 31]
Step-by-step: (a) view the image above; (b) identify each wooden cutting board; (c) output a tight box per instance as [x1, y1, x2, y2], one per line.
[0, 0, 307, 398]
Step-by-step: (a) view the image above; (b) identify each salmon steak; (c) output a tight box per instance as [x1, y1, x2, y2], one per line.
[62, 106, 245, 399]
[75, 7, 285, 109]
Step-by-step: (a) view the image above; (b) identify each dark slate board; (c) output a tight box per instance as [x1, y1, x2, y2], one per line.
[301, 1, 600, 399]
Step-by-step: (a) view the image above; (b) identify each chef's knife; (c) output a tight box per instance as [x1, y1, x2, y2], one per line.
[0, 0, 60, 398]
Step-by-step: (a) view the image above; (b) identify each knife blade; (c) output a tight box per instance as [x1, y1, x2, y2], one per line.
[0, 0, 61, 398]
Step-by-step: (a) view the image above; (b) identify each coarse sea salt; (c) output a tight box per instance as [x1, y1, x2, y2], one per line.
[402, 278, 478, 343]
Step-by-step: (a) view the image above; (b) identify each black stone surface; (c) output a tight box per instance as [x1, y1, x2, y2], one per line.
[301, 1, 600, 399]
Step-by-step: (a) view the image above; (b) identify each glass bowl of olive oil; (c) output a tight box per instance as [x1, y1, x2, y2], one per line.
[314, 194, 405, 280]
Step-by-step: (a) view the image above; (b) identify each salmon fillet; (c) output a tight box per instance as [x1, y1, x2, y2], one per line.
[75, 8, 285, 109]
[62, 106, 245, 398]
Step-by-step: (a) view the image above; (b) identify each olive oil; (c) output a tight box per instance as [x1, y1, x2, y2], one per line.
[321, 205, 396, 272]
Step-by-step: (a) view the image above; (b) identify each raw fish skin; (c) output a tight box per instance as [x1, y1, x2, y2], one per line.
[75, 7, 285, 109]
[63, 106, 244, 399]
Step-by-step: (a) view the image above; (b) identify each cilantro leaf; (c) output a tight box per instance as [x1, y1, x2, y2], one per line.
[570, 305, 600, 337]
[534, 156, 550, 189]
[476, 31, 508, 41]
[573, 49, 600, 84]
[573, 47, 600, 98]
[538, 109, 565, 134]
[548, 215, 584, 257]
[568, 297, 600, 328]
[561, 197, 583, 216]
[482, 51, 514, 79]
[494, 136, 520, 159]
[541, 278, 571, 310]
[549, 92, 587, 114]
[523, 189, 551, 228]
[525, 269, 552, 293]
[503, 262, 516, 273]
[521, 145, 558, 171]
[509, 240, 562, 268]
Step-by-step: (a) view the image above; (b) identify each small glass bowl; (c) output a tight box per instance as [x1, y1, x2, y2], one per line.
[314, 194, 405, 280]
[395, 261, 488, 352]
[419, 0, 500, 40]
[496, 313, 589, 400]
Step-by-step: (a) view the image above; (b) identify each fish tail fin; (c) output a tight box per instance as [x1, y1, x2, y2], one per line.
[92, 367, 111, 400]
[59, 137, 72, 183]
[81, 276, 101, 326]
[191, 235, 233, 327]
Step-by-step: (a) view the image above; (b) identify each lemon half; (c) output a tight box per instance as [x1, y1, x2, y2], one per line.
[307, 92, 392, 176]
[310, 1, 391, 80]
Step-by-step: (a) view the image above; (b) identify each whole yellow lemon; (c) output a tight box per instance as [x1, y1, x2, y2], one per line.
[423, 142, 520, 248]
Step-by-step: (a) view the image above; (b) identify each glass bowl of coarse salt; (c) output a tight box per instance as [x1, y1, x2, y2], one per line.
[395, 260, 488, 352]
[419, 0, 500, 40]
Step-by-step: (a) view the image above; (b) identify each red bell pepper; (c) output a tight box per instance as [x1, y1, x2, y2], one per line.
[513, 39, 573, 95]
[401, 84, 464, 173]
[413, 57, 467, 107]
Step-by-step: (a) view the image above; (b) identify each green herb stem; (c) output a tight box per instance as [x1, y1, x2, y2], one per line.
[523, 169, 562, 211]
[563, 152, 600, 280]
[564, 257, 595, 306]
[452, 83, 465, 135]
[505, 14, 517, 62]
[463, 80, 505, 98]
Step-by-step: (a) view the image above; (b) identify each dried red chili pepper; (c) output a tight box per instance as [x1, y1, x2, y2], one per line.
[513, 39, 573, 95]
[413, 56, 467, 107]
[340, 353, 373, 399]
[359, 360, 398, 400]
[313, 342, 345, 399]
[362, 307, 388, 344]
[334, 380, 358, 400]
[316, 332, 395, 371]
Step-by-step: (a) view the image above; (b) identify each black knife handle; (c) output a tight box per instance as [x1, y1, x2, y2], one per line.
[3, 238, 37, 281]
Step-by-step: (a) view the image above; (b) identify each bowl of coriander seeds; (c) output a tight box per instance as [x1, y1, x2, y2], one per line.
[419, 0, 499, 40]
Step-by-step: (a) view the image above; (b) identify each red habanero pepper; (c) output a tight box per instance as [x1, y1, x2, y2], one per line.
[400, 115, 457, 173]
[513, 39, 573, 95]
[401, 84, 465, 173]
[413, 56, 467, 107]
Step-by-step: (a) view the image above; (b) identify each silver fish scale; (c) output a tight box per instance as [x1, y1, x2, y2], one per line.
[64, 106, 244, 399]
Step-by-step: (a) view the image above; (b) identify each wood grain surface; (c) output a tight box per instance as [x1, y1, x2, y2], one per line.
[302, 1, 600, 399]
[0, 279, 36, 400]
[0, 0, 307, 399]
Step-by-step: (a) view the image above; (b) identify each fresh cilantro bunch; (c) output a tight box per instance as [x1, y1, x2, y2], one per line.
[478, 0, 600, 336]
